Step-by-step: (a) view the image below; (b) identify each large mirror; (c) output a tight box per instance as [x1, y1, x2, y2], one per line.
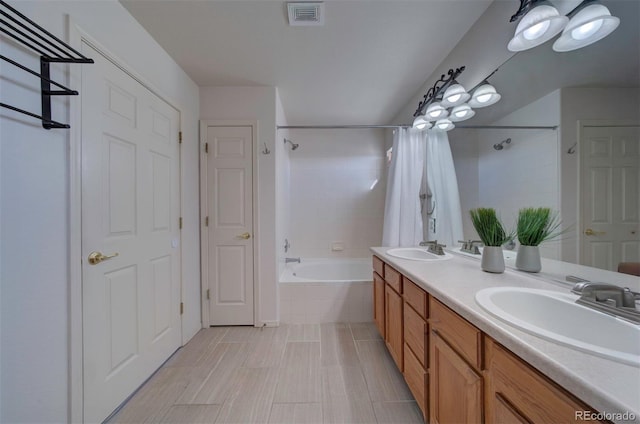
[448, 0, 639, 273]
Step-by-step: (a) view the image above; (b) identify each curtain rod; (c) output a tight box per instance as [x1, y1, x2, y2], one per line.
[277, 125, 558, 130]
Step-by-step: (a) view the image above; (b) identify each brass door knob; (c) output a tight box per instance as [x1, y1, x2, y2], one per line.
[238, 232, 251, 240]
[88, 251, 119, 265]
[584, 228, 605, 236]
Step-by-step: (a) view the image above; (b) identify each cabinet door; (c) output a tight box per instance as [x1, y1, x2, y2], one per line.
[430, 330, 482, 424]
[485, 339, 608, 424]
[385, 284, 403, 371]
[373, 272, 385, 339]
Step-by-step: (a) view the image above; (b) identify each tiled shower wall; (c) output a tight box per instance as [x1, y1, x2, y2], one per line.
[287, 129, 387, 259]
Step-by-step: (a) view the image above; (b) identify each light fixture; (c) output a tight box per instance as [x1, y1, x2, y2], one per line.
[449, 104, 475, 122]
[426, 102, 449, 120]
[508, 1, 569, 52]
[468, 82, 501, 108]
[441, 83, 470, 107]
[552, 1, 620, 52]
[412, 115, 432, 130]
[434, 118, 455, 132]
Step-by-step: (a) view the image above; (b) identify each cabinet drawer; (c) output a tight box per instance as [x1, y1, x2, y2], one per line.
[403, 277, 427, 319]
[384, 264, 402, 294]
[404, 343, 427, 418]
[429, 298, 482, 370]
[403, 302, 426, 367]
[373, 255, 384, 277]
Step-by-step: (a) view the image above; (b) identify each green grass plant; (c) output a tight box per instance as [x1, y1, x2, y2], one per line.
[516, 207, 562, 246]
[469, 208, 513, 247]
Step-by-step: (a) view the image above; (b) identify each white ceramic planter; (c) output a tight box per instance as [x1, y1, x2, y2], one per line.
[481, 246, 505, 273]
[516, 245, 542, 273]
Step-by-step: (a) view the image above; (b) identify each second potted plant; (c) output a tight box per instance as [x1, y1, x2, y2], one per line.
[469, 208, 513, 273]
[515, 207, 562, 272]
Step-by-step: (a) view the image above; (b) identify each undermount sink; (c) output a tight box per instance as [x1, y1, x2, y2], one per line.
[386, 247, 453, 261]
[475, 287, 640, 367]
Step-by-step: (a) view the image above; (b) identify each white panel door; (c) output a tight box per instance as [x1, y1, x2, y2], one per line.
[204, 125, 254, 325]
[81, 42, 181, 423]
[580, 125, 640, 271]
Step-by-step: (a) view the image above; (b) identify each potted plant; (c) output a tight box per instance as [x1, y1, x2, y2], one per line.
[469, 208, 514, 273]
[515, 207, 562, 272]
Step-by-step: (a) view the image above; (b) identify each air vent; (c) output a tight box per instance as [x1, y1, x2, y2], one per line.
[287, 2, 324, 26]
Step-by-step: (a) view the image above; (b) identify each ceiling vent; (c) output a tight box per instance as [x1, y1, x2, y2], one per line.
[287, 2, 324, 26]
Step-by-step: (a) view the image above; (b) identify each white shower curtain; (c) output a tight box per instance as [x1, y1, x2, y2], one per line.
[424, 130, 463, 248]
[382, 128, 426, 247]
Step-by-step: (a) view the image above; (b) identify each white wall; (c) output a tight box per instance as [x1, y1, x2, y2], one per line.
[559, 87, 640, 263]
[200, 86, 279, 325]
[287, 129, 386, 258]
[275, 90, 290, 317]
[0, 1, 200, 422]
[451, 90, 561, 258]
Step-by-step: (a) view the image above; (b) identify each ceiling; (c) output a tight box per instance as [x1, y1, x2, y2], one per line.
[120, 0, 492, 125]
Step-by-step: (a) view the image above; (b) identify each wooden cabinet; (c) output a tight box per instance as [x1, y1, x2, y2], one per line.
[385, 283, 403, 371]
[485, 338, 608, 424]
[373, 271, 385, 339]
[403, 278, 428, 417]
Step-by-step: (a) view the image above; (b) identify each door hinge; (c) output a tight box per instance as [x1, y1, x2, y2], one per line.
[206, 289, 210, 300]
[205, 216, 209, 227]
[179, 217, 183, 229]
[205, 142, 209, 153]
[179, 131, 183, 144]
[180, 302, 184, 315]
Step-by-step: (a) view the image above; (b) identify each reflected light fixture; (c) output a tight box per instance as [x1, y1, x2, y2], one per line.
[412, 115, 432, 130]
[468, 82, 501, 108]
[426, 102, 449, 120]
[434, 118, 455, 132]
[508, 1, 569, 52]
[441, 83, 470, 107]
[553, 1, 620, 52]
[449, 104, 475, 122]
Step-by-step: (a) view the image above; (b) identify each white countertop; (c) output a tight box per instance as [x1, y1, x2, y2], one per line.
[371, 246, 640, 424]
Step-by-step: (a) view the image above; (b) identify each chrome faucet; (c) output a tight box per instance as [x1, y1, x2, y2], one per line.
[419, 240, 446, 256]
[285, 257, 301, 264]
[571, 282, 640, 323]
[458, 240, 482, 255]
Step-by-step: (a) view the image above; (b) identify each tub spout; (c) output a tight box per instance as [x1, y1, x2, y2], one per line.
[285, 257, 301, 264]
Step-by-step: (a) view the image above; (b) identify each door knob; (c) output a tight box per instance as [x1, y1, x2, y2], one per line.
[584, 228, 605, 236]
[88, 251, 119, 265]
[238, 232, 251, 240]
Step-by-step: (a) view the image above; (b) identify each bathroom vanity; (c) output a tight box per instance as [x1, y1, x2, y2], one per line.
[371, 247, 640, 424]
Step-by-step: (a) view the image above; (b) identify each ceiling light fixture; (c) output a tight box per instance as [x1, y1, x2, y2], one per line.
[426, 102, 449, 120]
[508, 1, 568, 52]
[412, 116, 432, 130]
[413, 66, 465, 118]
[449, 104, 475, 122]
[434, 119, 455, 132]
[468, 82, 501, 108]
[441, 83, 470, 107]
[552, 1, 620, 52]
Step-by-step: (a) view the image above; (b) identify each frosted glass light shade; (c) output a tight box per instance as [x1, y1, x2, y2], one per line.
[553, 3, 620, 52]
[449, 104, 475, 122]
[434, 118, 455, 131]
[426, 102, 449, 120]
[508, 4, 569, 52]
[441, 84, 470, 107]
[412, 115, 432, 130]
[468, 84, 501, 108]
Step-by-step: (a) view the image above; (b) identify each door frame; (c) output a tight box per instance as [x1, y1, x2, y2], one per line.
[577, 119, 640, 265]
[68, 21, 184, 423]
[199, 120, 260, 327]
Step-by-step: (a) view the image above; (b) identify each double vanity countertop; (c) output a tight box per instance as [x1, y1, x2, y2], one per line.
[370, 246, 640, 423]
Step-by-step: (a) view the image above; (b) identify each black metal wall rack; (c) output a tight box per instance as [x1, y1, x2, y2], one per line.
[0, 0, 93, 129]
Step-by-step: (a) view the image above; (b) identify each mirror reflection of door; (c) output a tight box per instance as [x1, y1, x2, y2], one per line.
[579, 123, 640, 271]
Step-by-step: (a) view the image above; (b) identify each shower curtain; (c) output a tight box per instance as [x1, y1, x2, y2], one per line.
[382, 128, 426, 247]
[424, 130, 463, 247]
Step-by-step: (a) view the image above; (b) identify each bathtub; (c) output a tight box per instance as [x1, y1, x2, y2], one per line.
[279, 258, 373, 324]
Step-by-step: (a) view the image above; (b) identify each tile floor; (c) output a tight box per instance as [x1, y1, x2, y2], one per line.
[108, 323, 423, 424]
